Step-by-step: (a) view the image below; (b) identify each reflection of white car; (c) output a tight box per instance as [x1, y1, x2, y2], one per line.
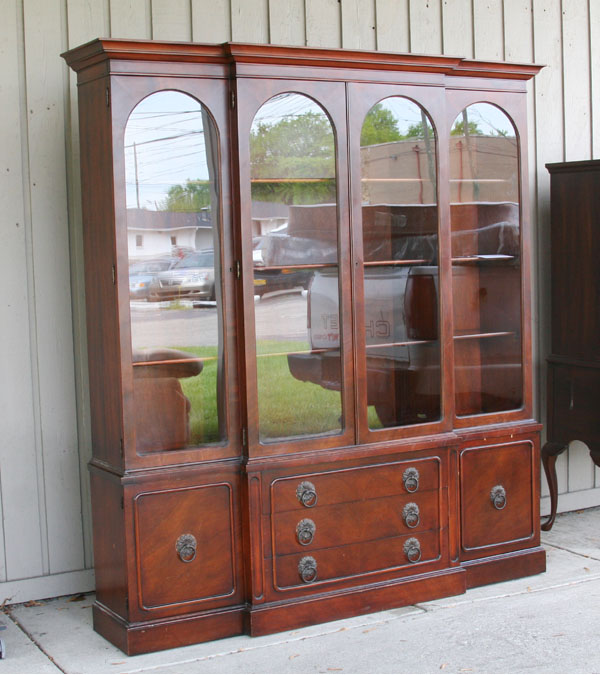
[150, 249, 215, 301]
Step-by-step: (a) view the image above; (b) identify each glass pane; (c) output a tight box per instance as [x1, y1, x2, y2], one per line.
[250, 93, 342, 441]
[360, 97, 441, 429]
[450, 103, 522, 415]
[125, 91, 225, 452]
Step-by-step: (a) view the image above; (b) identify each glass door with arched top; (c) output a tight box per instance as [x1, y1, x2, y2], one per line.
[235, 79, 354, 455]
[449, 102, 523, 419]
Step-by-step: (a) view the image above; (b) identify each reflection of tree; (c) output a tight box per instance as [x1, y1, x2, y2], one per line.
[451, 119, 482, 136]
[250, 111, 336, 205]
[160, 179, 211, 211]
[361, 104, 403, 145]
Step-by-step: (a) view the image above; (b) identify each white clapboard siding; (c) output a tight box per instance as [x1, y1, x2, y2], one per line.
[2, 0, 600, 603]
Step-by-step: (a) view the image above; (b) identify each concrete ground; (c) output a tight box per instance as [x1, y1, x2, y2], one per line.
[2, 506, 599, 674]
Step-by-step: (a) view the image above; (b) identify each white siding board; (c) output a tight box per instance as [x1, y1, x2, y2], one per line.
[591, 0, 600, 156]
[375, 0, 409, 53]
[231, 0, 269, 43]
[341, 0, 376, 51]
[23, 0, 84, 574]
[192, 0, 231, 43]
[306, 0, 341, 48]
[0, 0, 45, 583]
[66, 0, 105, 572]
[151, 0, 192, 41]
[473, 0, 503, 60]
[567, 442, 596, 492]
[110, 0, 152, 39]
[269, 0, 305, 46]
[503, 0, 533, 63]
[562, 0, 591, 161]
[409, 0, 442, 55]
[441, 0, 473, 58]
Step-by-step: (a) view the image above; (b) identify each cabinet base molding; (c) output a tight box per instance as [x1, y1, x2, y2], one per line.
[93, 602, 246, 656]
[462, 547, 546, 589]
[248, 568, 466, 637]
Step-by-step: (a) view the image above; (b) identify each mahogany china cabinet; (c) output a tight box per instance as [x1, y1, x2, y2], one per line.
[541, 160, 600, 530]
[63, 39, 545, 654]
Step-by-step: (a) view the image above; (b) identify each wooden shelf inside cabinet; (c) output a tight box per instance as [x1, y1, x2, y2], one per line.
[451, 255, 517, 265]
[453, 331, 516, 341]
[363, 259, 431, 267]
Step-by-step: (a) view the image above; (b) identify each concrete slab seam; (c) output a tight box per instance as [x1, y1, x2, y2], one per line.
[5, 607, 67, 673]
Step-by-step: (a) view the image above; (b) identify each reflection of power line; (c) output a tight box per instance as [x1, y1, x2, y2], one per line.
[124, 130, 204, 148]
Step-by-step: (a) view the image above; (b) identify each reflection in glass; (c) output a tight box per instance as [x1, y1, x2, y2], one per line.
[124, 91, 225, 452]
[450, 103, 522, 415]
[250, 93, 342, 441]
[360, 97, 440, 429]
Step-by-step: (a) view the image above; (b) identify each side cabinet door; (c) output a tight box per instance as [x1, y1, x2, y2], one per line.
[460, 439, 539, 559]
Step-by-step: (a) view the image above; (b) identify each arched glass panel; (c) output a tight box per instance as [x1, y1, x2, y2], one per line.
[449, 103, 522, 415]
[250, 93, 342, 441]
[360, 97, 440, 429]
[124, 91, 225, 452]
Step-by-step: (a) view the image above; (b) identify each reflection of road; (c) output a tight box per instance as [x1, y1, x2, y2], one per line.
[130, 291, 308, 349]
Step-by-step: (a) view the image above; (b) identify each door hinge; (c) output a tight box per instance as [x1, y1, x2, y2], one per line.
[230, 90, 236, 109]
[112, 264, 116, 285]
[242, 427, 247, 447]
[120, 495, 124, 510]
[119, 437, 124, 456]
[235, 260, 241, 279]
[106, 86, 110, 108]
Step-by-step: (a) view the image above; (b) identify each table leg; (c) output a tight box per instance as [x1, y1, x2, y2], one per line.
[541, 441, 568, 531]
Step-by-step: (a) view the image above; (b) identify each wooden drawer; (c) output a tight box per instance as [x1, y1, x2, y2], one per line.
[270, 457, 441, 514]
[270, 490, 440, 555]
[133, 482, 238, 611]
[273, 529, 442, 589]
[460, 440, 536, 559]
[551, 365, 600, 446]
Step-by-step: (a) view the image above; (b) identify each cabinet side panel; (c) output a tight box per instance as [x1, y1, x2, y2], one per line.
[78, 77, 123, 468]
[90, 471, 128, 617]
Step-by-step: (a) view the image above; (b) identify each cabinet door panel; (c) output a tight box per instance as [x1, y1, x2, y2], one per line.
[460, 441, 535, 557]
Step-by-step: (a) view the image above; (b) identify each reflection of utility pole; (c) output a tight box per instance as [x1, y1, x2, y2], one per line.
[133, 141, 141, 208]
[421, 110, 435, 196]
[462, 110, 479, 201]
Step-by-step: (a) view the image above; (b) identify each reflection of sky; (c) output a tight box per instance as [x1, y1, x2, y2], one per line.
[454, 103, 516, 137]
[251, 92, 328, 128]
[373, 97, 434, 136]
[124, 91, 209, 211]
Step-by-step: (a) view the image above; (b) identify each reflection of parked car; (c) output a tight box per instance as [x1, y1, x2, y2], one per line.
[150, 249, 215, 301]
[252, 235, 312, 296]
[129, 259, 172, 300]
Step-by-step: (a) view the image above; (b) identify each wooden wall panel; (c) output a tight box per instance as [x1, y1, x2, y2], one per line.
[473, 0, 503, 60]
[441, 0, 473, 58]
[22, 0, 84, 575]
[0, 0, 45, 583]
[341, 0, 376, 51]
[151, 0, 192, 41]
[192, 0, 231, 42]
[306, 0, 341, 48]
[375, 0, 409, 53]
[269, 0, 305, 46]
[110, 0, 152, 39]
[231, 0, 269, 43]
[409, 0, 442, 54]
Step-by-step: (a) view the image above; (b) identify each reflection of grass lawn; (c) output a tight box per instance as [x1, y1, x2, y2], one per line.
[178, 340, 343, 444]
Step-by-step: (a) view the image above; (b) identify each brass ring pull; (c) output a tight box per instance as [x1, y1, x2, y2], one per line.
[296, 481, 318, 508]
[404, 537, 422, 563]
[402, 502, 420, 529]
[176, 533, 197, 563]
[403, 467, 420, 493]
[298, 556, 318, 583]
[296, 518, 316, 546]
[491, 485, 507, 510]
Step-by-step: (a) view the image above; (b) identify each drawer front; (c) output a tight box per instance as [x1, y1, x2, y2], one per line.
[460, 440, 536, 557]
[270, 457, 441, 514]
[273, 529, 442, 589]
[134, 483, 238, 610]
[271, 490, 440, 555]
[551, 365, 600, 446]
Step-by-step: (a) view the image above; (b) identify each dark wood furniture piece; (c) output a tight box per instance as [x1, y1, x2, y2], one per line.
[63, 39, 545, 655]
[542, 160, 600, 531]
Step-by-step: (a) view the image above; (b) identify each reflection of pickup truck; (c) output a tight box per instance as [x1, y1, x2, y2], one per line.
[279, 202, 521, 426]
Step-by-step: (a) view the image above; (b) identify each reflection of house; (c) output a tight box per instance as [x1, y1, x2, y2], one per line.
[126, 208, 214, 257]
[250, 200, 290, 235]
